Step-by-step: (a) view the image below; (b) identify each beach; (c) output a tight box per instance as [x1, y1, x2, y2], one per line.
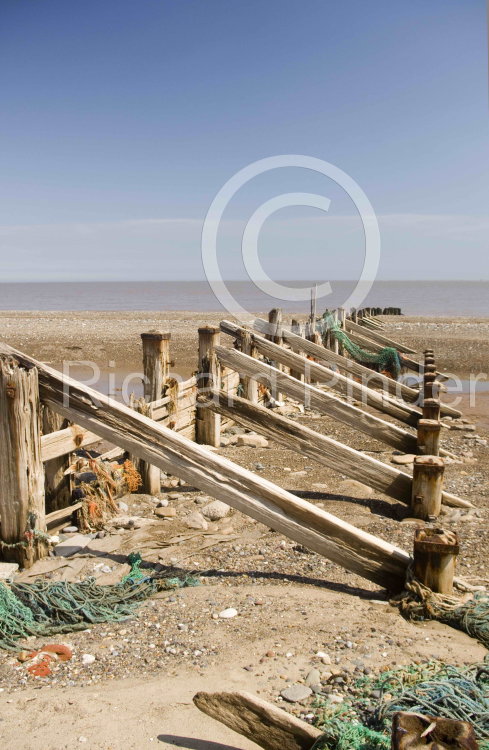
[0, 311, 488, 749]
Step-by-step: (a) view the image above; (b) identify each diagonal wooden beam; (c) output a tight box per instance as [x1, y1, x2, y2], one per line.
[0, 342, 410, 589]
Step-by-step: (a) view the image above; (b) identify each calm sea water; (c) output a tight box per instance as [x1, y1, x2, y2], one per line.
[0, 281, 487, 316]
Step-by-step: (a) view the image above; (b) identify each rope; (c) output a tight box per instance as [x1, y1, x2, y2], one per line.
[312, 660, 489, 749]
[0, 553, 199, 651]
[317, 313, 403, 379]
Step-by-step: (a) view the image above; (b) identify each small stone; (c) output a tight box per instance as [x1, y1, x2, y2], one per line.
[315, 651, 331, 665]
[280, 684, 312, 703]
[185, 512, 208, 530]
[219, 608, 238, 619]
[329, 694, 344, 704]
[305, 668, 321, 687]
[82, 654, 96, 666]
[78, 738, 88, 744]
[118, 501, 129, 513]
[236, 434, 269, 448]
[155, 506, 177, 518]
[202, 501, 230, 521]
[157, 498, 169, 507]
[62, 526, 78, 534]
[391, 454, 416, 465]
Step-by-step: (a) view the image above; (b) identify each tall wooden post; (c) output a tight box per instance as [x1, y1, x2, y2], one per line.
[240, 330, 259, 403]
[42, 408, 72, 513]
[422, 397, 441, 421]
[413, 528, 458, 594]
[0, 356, 47, 567]
[411, 456, 444, 520]
[332, 309, 340, 355]
[197, 327, 221, 446]
[140, 331, 171, 494]
[337, 308, 346, 356]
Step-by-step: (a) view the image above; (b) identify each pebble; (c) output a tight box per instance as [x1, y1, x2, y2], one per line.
[82, 654, 96, 666]
[117, 501, 129, 513]
[202, 501, 230, 521]
[218, 608, 238, 619]
[315, 651, 332, 665]
[185, 512, 209, 530]
[62, 526, 78, 534]
[156, 498, 169, 507]
[154, 506, 177, 518]
[305, 668, 321, 687]
[280, 684, 312, 703]
[236, 434, 269, 448]
[391, 453, 416, 465]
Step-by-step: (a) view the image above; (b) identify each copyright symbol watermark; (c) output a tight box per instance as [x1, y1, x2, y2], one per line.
[201, 154, 380, 320]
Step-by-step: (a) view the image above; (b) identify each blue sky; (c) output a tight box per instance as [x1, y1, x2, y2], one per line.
[0, 0, 488, 281]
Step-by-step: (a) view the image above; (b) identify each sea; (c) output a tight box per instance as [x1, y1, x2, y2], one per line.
[0, 280, 487, 316]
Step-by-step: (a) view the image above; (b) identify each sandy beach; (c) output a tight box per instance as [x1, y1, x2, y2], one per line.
[0, 312, 488, 749]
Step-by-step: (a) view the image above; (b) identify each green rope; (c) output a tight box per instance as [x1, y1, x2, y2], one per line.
[0, 553, 199, 651]
[312, 660, 489, 749]
[317, 313, 402, 379]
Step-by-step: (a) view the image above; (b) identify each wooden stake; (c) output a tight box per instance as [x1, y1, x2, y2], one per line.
[0, 356, 47, 567]
[140, 331, 171, 494]
[417, 418, 441, 456]
[411, 456, 444, 520]
[240, 330, 259, 403]
[196, 327, 221, 446]
[413, 528, 459, 594]
[290, 319, 304, 381]
[423, 397, 441, 421]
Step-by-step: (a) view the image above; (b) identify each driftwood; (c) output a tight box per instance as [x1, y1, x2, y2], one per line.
[391, 711, 478, 749]
[42, 407, 72, 512]
[193, 690, 322, 750]
[202, 390, 471, 509]
[0, 342, 410, 589]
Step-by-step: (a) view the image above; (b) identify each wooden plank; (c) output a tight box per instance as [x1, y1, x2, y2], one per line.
[193, 690, 322, 750]
[222, 322, 422, 427]
[345, 318, 416, 353]
[42, 407, 72, 512]
[46, 502, 83, 526]
[0, 342, 411, 589]
[250, 319, 461, 418]
[215, 345, 419, 454]
[203, 391, 471, 509]
[41, 424, 102, 462]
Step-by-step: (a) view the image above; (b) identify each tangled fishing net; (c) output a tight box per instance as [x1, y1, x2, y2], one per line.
[75, 455, 142, 532]
[311, 659, 489, 749]
[317, 312, 403, 380]
[0, 552, 198, 651]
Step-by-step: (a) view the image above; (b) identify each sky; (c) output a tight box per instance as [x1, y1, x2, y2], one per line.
[0, 0, 488, 282]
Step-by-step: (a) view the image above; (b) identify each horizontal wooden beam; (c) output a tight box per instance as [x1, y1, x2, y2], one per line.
[345, 318, 416, 353]
[41, 424, 102, 462]
[202, 391, 470, 508]
[1, 342, 410, 589]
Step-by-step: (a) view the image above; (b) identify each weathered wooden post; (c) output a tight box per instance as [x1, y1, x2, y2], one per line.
[42, 408, 72, 513]
[267, 309, 283, 399]
[0, 355, 47, 567]
[240, 329, 259, 403]
[140, 331, 171, 494]
[332, 309, 340, 355]
[411, 456, 444, 520]
[422, 397, 441, 421]
[413, 528, 459, 594]
[290, 319, 304, 382]
[417, 418, 441, 456]
[337, 308, 346, 356]
[197, 326, 221, 446]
